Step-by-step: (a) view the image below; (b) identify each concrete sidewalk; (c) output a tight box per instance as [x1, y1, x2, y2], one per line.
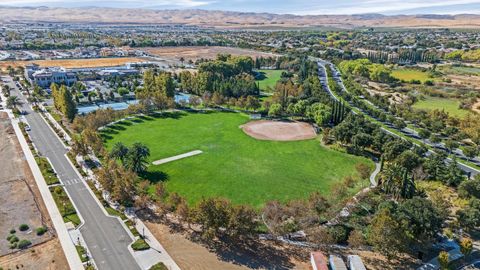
[4, 108, 84, 270]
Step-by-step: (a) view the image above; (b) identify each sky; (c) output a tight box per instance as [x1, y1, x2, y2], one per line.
[1, 0, 480, 15]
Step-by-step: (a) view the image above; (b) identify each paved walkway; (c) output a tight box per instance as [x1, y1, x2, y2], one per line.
[1, 93, 84, 269]
[370, 162, 381, 187]
[152, 150, 203, 165]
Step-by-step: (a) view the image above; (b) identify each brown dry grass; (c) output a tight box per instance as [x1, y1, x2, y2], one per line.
[145, 46, 278, 62]
[0, 239, 69, 270]
[0, 57, 145, 71]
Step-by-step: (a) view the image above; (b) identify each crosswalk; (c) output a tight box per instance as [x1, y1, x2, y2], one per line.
[63, 178, 83, 186]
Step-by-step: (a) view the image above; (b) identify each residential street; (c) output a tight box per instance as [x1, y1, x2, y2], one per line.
[5, 76, 141, 270]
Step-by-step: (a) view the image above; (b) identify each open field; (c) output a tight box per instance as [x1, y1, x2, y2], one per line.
[0, 112, 67, 268]
[413, 96, 469, 118]
[145, 46, 278, 62]
[391, 68, 434, 83]
[0, 57, 145, 71]
[103, 111, 372, 207]
[256, 69, 284, 91]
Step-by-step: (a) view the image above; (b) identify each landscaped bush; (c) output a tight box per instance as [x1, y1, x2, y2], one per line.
[9, 229, 16, 234]
[131, 238, 150, 251]
[148, 262, 168, 270]
[36, 226, 47, 236]
[17, 239, 32, 249]
[9, 242, 17, 249]
[19, 224, 29, 231]
[7, 234, 18, 243]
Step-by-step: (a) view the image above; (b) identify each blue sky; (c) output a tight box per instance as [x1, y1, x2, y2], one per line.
[1, 0, 480, 15]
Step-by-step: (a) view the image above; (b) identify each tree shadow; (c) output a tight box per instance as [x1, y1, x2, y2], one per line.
[255, 71, 267, 80]
[137, 115, 154, 121]
[108, 124, 126, 131]
[130, 118, 144, 123]
[140, 170, 169, 183]
[150, 111, 186, 120]
[116, 120, 133, 126]
[190, 234, 297, 270]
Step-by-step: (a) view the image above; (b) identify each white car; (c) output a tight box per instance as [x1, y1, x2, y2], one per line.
[25, 126, 31, 131]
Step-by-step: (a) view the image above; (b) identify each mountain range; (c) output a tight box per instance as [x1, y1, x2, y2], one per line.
[2, 6, 480, 29]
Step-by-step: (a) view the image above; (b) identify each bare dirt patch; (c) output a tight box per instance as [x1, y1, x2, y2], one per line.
[0, 57, 145, 71]
[145, 46, 278, 62]
[472, 99, 480, 114]
[145, 221, 309, 270]
[241, 120, 317, 141]
[0, 112, 67, 267]
[0, 240, 69, 270]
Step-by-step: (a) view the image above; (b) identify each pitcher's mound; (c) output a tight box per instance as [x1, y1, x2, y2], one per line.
[241, 120, 317, 141]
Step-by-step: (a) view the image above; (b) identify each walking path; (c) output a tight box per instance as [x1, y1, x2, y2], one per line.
[152, 150, 203, 165]
[0, 96, 84, 269]
[370, 162, 381, 187]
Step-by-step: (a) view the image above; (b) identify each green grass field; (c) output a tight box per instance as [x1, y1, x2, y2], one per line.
[256, 69, 284, 91]
[103, 111, 372, 207]
[413, 96, 468, 118]
[391, 69, 433, 83]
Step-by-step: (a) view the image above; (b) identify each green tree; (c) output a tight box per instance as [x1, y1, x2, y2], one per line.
[463, 146, 479, 161]
[438, 251, 449, 270]
[367, 208, 408, 260]
[125, 142, 150, 174]
[268, 103, 282, 117]
[6, 95, 20, 109]
[460, 238, 473, 258]
[110, 142, 129, 164]
[397, 197, 443, 244]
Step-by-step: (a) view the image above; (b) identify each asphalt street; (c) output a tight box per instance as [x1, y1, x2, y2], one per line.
[5, 76, 141, 270]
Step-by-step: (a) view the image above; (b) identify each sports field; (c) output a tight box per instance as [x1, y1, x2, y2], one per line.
[413, 96, 468, 118]
[256, 69, 284, 91]
[391, 68, 433, 83]
[103, 111, 372, 207]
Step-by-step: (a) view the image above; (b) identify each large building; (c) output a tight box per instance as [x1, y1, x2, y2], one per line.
[25, 64, 77, 88]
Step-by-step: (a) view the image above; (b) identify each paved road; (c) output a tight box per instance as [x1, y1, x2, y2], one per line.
[5, 77, 141, 270]
[314, 59, 480, 177]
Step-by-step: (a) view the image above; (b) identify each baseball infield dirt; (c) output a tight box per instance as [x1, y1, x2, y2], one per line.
[241, 120, 317, 141]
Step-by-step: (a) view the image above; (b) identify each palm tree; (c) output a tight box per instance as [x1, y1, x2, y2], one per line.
[2, 85, 10, 97]
[6, 95, 21, 109]
[125, 142, 150, 174]
[110, 142, 129, 164]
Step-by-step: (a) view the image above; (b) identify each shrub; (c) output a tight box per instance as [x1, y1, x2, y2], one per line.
[17, 239, 31, 249]
[7, 235, 18, 243]
[9, 229, 16, 234]
[19, 224, 29, 231]
[131, 238, 150, 251]
[149, 262, 168, 270]
[36, 226, 47, 236]
[9, 242, 17, 249]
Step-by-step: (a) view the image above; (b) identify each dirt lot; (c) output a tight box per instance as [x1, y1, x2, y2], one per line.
[145, 221, 309, 270]
[0, 57, 145, 71]
[0, 240, 68, 270]
[0, 112, 67, 269]
[145, 46, 278, 62]
[241, 120, 317, 141]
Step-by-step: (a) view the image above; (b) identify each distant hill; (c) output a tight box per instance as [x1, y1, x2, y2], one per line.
[1, 7, 480, 29]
